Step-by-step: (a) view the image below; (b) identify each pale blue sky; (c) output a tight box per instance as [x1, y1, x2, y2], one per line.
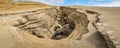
[16, 0, 120, 7]
[57, 0, 112, 6]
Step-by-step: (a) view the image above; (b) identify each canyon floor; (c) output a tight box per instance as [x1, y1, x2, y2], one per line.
[0, 2, 120, 48]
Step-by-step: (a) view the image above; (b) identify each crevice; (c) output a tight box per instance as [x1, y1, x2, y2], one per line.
[51, 7, 89, 40]
[14, 7, 90, 40]
[51, 7, 76, 40]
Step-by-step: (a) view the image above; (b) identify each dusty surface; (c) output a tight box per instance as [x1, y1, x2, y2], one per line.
[0, 0, 120, 48]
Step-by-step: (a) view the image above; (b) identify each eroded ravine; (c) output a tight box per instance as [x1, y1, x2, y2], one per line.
[0, 6, 89, 40]
[0, 6, 113, 48]
[15, 7, 90, 40]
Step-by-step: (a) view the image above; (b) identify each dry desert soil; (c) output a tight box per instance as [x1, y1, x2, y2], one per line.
[0, 0, 120, 48]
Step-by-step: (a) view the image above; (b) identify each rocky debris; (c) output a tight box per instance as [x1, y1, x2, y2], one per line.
[86, 10, 98, 14]
[93, 13, 119, 48]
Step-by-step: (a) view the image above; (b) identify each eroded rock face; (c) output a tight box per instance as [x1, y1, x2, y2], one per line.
[8, 7, 89, 40]
[0, 6, 116, 48]
[94, 14, 118, 48]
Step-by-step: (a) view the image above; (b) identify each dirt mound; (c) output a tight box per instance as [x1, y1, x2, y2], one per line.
[0, 1, 50, 11]
[0, 0, 13, 3]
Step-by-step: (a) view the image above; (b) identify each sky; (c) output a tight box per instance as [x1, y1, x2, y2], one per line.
[15, 0, 120, 7]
